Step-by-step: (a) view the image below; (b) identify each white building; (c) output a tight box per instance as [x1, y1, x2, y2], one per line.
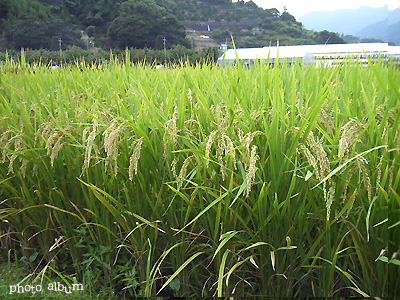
[218, 43, 400, 67]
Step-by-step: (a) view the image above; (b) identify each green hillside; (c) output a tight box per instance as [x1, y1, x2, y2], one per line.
[0, 0, 345, 51]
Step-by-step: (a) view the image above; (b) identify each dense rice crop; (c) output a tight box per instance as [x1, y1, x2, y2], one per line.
[0, 52, 399, 298]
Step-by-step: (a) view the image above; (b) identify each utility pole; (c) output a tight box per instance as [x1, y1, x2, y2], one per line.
[163, 37, 167, 64]
[89, 37, 95, 49]
[58, 38, 62, 64]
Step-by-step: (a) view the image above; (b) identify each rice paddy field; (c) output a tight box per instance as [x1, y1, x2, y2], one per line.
[0, 51, 399, 298]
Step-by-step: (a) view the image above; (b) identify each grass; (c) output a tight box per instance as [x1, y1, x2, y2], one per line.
[0, 51, 399, 298]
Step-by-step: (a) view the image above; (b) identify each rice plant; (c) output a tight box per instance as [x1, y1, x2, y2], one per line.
[0, 51, 398, 297]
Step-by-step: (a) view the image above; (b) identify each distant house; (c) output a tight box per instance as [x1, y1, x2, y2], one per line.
[218, 43, 400, 67]
[220, 44, 228, 52]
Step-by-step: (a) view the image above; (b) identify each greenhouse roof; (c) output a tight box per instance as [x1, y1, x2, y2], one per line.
[218, 43, 396, 61]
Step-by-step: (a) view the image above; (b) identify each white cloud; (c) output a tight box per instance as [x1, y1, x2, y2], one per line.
[389, 0, 400, 10]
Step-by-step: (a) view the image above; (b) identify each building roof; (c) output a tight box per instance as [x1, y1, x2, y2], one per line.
[388, 46, 400, 56]
[218, 43, 397, 62]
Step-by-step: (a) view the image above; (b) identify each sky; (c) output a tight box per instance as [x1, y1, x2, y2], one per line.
[249, 0, 400, 18]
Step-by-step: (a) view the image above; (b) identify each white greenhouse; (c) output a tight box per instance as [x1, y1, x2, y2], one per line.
[218, 43, 400, 67]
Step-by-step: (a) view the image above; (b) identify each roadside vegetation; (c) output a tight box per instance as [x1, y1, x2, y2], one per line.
[0, 51, 399, 297]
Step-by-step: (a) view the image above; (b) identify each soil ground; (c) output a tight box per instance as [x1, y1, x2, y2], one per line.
[186, 30, 220, 50]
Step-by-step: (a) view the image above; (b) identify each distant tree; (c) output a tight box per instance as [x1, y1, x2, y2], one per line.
[203, 0, 231, 3]
[265, 8, 280, 18]
[36, 0, 63, 5]
[0, 0, 9, 30]
[4, 18, 84, 50]
[245, 1, 258, 9]
[360, 38, 384, 43]
[212, 28, 223, 40]
[86, 25, 96, 37]
[61, 0, 83, 17]
[201, 47, 218, 63]
[107, 0, 186, 49]
[153, 0, 177, 14]
[154, 35, 164, 50]
[61, 0, 121, 31]
[282, 25, 302, 37]
[341, 34, 360, 43]
[315, 30, 346, 44]
[2, 0, 50, 20]
[280, 12, 296, 23]
[0, 0, 8, 19]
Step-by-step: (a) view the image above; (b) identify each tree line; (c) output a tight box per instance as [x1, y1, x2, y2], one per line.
[0, 45, 219, 65]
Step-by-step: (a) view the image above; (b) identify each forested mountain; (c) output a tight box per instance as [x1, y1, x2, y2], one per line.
[175, 0, 314, 47]
[298, 6, 389, 36]
[0, 0, 345, 51]
[298, 6, 400, 45]
[353, 19, 400, 46]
